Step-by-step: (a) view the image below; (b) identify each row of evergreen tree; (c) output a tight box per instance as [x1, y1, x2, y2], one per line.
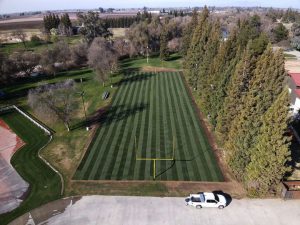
[88, 12, 154, 29]
[43, 13, 72, 32]
[104, 17, 139, 28]
[183, 7, 291, 196]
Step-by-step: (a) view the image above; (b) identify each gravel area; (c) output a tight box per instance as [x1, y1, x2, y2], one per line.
[11, 195, 300, 225]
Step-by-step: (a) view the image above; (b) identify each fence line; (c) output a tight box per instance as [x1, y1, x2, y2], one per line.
[15, 105, 51, 135]
[0, 105, 51, 135]
[0, 105, 64, 195]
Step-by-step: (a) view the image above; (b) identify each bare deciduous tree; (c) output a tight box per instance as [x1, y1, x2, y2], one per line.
[0, 52, 15, 85]
[28, 79, 77, 131]
[9, 50, 40, 77]
[12, 29, 27, 48]
[40, 47, 60, 75]
[168, 38, 181, 53]
[125, 21, 149, 56]
[40, 40, 71, 75]
[113, 38, 130, 58]
[58, 23, 73, 36]
[54, 40, 71, 70]
[88, 37, 118, 86]
[71, 42, 88, 65]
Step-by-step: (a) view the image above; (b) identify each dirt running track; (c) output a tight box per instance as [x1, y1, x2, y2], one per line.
[0, 119, 28, 214]
[10, 195, 300, 225]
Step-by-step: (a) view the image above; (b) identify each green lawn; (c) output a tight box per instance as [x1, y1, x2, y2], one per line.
[74, 71, 223, 181]
[121, 54, 182, 71]
[0, 109, 61, 225]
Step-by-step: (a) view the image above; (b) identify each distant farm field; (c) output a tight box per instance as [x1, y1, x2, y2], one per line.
[74, 72, 223, 181]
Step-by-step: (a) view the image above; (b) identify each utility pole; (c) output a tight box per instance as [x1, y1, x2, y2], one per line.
[77, 91, 89, 131]
[147, 46, 149, 63]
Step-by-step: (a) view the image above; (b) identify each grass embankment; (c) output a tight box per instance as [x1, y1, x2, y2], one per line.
[74, 71, 223, 181]
[0, 110, 61, 225]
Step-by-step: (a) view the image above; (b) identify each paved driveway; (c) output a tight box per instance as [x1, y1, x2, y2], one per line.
[11, 196, 300, 225]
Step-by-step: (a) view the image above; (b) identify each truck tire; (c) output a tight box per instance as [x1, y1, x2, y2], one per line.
[218, 205, 224, 209]
[196, 205, 202, 209]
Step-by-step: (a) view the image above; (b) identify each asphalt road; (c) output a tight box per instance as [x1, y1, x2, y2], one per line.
[14, 195, 300, 225]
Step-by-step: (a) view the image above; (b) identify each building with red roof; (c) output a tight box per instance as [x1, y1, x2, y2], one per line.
[288, 72, 300, 115]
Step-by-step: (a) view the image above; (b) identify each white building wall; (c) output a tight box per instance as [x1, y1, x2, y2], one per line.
[293, 97, 300, 115]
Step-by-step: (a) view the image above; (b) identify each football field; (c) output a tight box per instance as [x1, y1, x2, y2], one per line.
[74, 72, 223, 181]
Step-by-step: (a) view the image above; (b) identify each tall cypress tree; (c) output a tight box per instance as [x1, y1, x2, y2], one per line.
[181, 8, 198, 56]
[184, 6, 210, 89]
[245, 89, 291, 196]
[204, 29, 240, 125]
[225, 46, 286, 179]
[160, 27, 169, 60]
[60, 13, 72, 28]
[215, 45, 252, 143]
[214, 33, 269, 142]
[198, 20, 221, 111]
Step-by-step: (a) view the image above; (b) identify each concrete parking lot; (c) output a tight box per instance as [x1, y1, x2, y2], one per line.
[11, 195, 300, 225]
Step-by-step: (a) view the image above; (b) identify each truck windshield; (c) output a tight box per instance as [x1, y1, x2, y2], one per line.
[214, 194, 219, 202]
[199, 193, 205, 202]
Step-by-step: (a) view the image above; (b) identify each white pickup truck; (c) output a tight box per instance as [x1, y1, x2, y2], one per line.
[185, 192, 227, 209]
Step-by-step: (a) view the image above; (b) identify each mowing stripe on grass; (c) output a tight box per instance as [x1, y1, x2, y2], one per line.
[159, 73, 172, 180]
[144, 72, 156, 179]
[126, 73, 149, 179]
[134, 72, 152, 179]
[84, 80, 132, 179]
[119, 73, 147, 179]
[75, 79, 126, 179]
[73, 72, 223, 181]
[108, 73, 144, 179]
[95, 73, 139, 180]
[81, 74, 133, 179]
[167, 72, 192, 180]
[162, 72, 181, 180]
[170, 72, 203, 180]
[176, 74, 222, 181]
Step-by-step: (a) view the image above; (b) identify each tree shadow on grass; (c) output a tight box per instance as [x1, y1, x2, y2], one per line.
[119, 60, 140, 74]
[2, 69, 92, 101]
[155, 158, 196, 180]
[74, 77, 92, 83]
[71, 103, 149, 131]
[116, 73, 155, 87]
[166, 54, 182, 61]
[155, 160, 176, 179]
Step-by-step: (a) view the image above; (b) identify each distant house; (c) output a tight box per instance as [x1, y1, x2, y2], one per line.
[147, 10, 160, 14]
[221, 28, 228, 41]
[288, 72, 300, 117]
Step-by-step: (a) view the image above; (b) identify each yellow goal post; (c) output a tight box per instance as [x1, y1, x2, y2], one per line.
[135, 135, 176, 180]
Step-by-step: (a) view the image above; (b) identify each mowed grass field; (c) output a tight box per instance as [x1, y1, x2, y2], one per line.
[74, 71, 223, 181]
[0, 110, 61, 225]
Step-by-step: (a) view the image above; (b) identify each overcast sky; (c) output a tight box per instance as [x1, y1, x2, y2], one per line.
[0, 0, 300, 14]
